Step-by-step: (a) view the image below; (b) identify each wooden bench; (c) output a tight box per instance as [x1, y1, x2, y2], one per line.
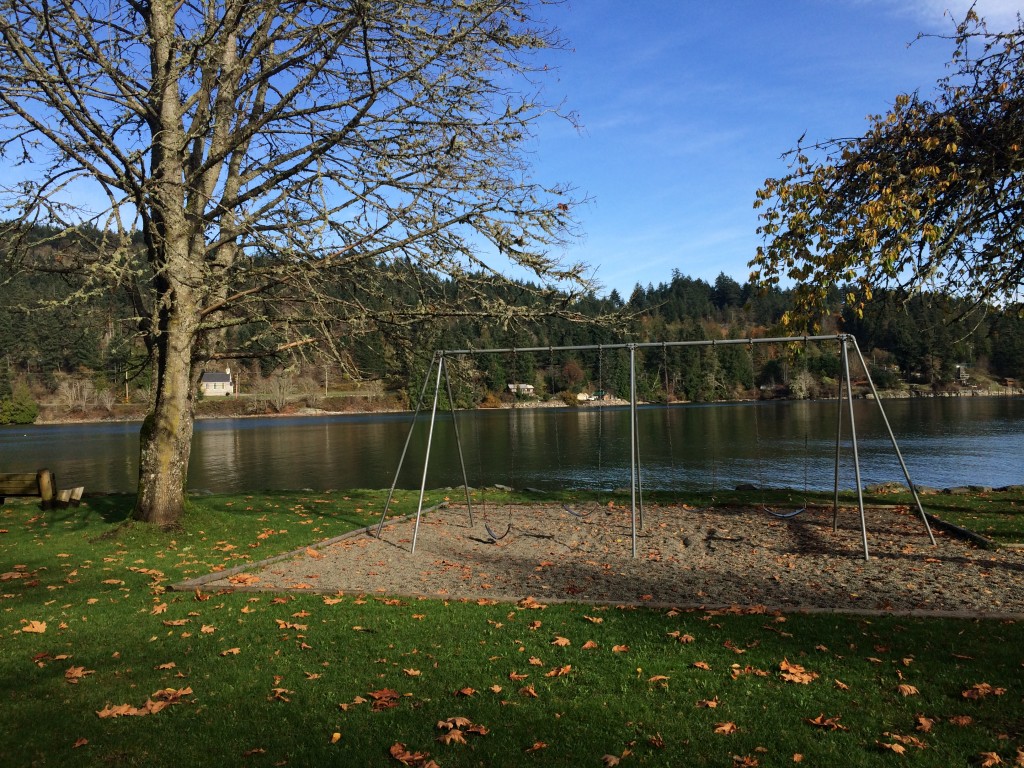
[0, 470, 57, 509]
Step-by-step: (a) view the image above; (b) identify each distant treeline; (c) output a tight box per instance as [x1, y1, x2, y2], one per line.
[1, 225, 1023, 413]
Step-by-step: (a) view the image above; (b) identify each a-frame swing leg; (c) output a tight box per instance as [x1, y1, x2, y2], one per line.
[841, 336, 871, 560]
[441, 356, 474, 529]
[376, 352, 441, 538]
[628, 345, 641, 558]
[408, 354, 447, 554]
[833, 353, 844, 531]
[850, 337, 936, 545]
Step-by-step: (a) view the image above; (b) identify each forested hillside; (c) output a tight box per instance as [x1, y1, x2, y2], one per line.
[1, 228, 1022, 423]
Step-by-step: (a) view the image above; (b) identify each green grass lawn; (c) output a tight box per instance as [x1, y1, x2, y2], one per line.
[1, 490, 1022, 767]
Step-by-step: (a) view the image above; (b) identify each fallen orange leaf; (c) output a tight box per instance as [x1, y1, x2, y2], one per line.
[525, 741, 547, 753]
[779, 659, 818, 684]
[389, 742, 433, 766]
[879, 742, 907, 755]
[22, 620, 46, 634]
[806, 713, 848, 731]
[220, 647, 241, 656]
[64, 665, 95, 684]
[963, 683, 1006, 700]
[612, 645, 629, 653]
[713, 722, 738, 735]
[551, 636, 571, 647]
[437, 729, 467, 745]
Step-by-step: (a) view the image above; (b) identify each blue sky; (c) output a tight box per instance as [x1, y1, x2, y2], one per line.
[530, 0, 1021, 298]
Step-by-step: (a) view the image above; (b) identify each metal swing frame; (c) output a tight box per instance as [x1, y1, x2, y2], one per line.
[374, 334, 935, 560]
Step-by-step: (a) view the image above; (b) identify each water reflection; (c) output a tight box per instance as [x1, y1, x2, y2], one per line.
[0, 397, 1020, 493]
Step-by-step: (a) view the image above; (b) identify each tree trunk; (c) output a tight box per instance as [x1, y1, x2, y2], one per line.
[133, 315, 198, 528]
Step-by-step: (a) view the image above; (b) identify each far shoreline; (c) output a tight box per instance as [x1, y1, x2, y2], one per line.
[21, 387, 1022, 428]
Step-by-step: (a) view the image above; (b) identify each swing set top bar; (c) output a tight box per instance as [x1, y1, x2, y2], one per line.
[439, 334, 847, 357]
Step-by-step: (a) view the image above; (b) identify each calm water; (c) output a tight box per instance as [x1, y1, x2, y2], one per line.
[1, 397, 1021, 494]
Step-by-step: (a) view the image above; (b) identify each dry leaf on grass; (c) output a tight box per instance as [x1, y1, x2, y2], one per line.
[668, 631, 695, 643]
[22, 620, 46, 634]
[915, 715, 935, 732]
[713, 722, 738, 735]
[389, 742, 436, 767]
[64, 666, 95, 684]
[806, 714, 848, 731]
[779, 659, 818, 684]
[963, 683, 1006, 700]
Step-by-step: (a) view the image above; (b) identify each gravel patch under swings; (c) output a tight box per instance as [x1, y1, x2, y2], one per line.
[197, 502, 1024, 617]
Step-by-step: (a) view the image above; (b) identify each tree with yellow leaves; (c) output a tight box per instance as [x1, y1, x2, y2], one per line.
[751, 13, 1024, 328]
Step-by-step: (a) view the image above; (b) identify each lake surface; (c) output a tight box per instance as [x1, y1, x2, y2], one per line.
[1, 397, 1021, 494]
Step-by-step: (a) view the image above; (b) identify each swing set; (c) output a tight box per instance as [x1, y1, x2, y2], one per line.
[374, 334, 935, 560]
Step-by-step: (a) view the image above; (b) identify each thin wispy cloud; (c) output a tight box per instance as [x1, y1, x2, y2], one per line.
[871, 0, 1021, 29]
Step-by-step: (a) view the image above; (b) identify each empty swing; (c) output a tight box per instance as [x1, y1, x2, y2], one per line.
[666, 341, 720, 509]
[748, 341, 810, 518]
[562, 345, 613, 519]
[482, 351, 532, 542]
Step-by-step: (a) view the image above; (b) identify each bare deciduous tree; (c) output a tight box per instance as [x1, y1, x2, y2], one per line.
[0, 0, 589, 527]
[55, 376, 95, 412]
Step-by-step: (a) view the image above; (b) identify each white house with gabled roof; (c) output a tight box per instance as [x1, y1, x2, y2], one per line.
[200, 368, 234, 396]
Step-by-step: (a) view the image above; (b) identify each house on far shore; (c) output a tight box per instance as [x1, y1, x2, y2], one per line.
[507, 383, 535, 396]
[200, 368, 234, 397]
